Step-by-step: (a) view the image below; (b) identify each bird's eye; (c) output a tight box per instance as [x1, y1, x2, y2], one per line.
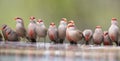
[38, 19, 43, 23]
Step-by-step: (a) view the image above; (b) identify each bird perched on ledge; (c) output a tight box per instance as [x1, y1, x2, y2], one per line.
[103, 31, 112, 45]
[36, 19, 47, 43]
[66, 21, 83, 45]
[108, 18, 120, 46]
[93, 26, 103, 45]
[48, 22, 58, 44]
[58, 18, 67, 44]
[1, 24, 10, 41]
[14, 17, 29, 41]
[83, 29, 93, 45]
[27, 16, 37, 43]
[5, 28, 20, 41]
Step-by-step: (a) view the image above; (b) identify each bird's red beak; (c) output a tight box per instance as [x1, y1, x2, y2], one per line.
[14, 17, 17, 20]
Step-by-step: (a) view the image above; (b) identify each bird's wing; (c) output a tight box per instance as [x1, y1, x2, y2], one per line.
[76, 30, 83, 39]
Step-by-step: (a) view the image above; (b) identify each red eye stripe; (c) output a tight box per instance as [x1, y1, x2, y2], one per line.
[50, 22, 55, 26]
[37, 19, 43, 23]
[112, 18, 117, 21]
[30, 16, 35, 20]
[14, 17, 22, 20]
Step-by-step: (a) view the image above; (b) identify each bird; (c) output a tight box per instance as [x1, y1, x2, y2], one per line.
[103, 31, 112, 45]
[66, 21, 83, 45]
[83, 29, 93, 45]
[5, 28, 20, 41]
[58, 18, 67, 44]
[48, 22, 58, 44]
[1, 24, 10, 41]
[14, 17, 29, 41]
[108, 18, 119, 46]
[36, 19, 47, 43]
[27, 16, 37, 43]
[93, 26, 103, 45]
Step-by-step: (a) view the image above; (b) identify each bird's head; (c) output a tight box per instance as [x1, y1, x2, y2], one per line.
[1, 24, 7, 30]
[50, 22, 56, 27]
[30, 16, 35, 20]
[112, 18, 117, 21]
[68, 20, 75, 25]
[67, 22, 75, 28]
[14, 17, 22, 20]
[37, 19, 43, 23]
[111, 18, 118, 25]
[95, 25, 102, 33]
[96, 26, 101, 29]
[61, 18, 67, 23]
[14, 17, 23, 23]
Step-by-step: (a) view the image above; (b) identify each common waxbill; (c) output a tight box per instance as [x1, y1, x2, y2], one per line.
[14, 17, 29, 41]
[48, 22, 58, 43]
[27, 16, 37, 43]
[108, 18, 119, 46]
[66, 22, 83, 45]
[93, 26, 103, 45]
[83, 29, 93, 45]
[103, 31, 112, 45]
[36, 19, 47, 43]
[58, 18, 67, 44]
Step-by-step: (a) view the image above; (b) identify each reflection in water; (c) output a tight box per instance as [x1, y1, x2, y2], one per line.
[0, 42, 120, 61]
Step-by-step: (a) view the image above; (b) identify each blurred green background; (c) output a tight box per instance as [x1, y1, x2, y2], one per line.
[0, 0, 120, 31]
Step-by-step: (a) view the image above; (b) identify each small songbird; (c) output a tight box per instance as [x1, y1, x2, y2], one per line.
[14, 17, 29, 41]
[103, 31, 112, 45]
[58, 18, 67, 44]
[27, 16, 37, 43]
[93, 26, 103, 45]
[108, 18, 119, 46]
[36, 19, 47, 43]
[83, 29, 93, 45]
[48, 22, 58, 43]
[66, 21, 83, 45]
[5, 28, 20, 41]
[1, 24, 10, 41]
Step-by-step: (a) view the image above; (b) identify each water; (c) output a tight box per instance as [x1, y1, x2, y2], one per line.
[0, 42, 120, 61]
